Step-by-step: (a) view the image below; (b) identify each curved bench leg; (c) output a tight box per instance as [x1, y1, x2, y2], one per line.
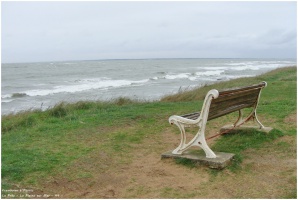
[254, 110, 265, 128]
[233, 109, 244, 127]
[233, 109, 265, 129]
[171, 123, 187, 155]
[171, 121, 216, 158]
[196, 132, 217, 158]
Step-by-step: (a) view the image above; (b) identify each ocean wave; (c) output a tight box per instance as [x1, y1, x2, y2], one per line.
[164, 73, 190, 80]
[1, 99, 14, 103]
[156, 70, 225, 81]
[131, 79, 150, 84]
[201, 67, 228, 70]
[1, 93, 28, 99]
[1, 94, 11, 99]
[229, 63, 291, 71]
[4, 78, 151, 98]
[231, 65, 260, 71]
[225, 61, 296, 71]
[150, 77, 159, 80]
[61, 62, 77, 65]
[226, 62, 250, 66]
[195, 70, 225, 76]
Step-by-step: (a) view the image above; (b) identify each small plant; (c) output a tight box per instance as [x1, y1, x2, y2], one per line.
[48, 102, 68, 117]
[1, 111, 40, 133]
[114, 97, 135, 106]
[72, 101, 93, 110]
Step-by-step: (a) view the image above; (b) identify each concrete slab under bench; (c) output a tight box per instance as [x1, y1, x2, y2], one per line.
[161, 150, 235, 169]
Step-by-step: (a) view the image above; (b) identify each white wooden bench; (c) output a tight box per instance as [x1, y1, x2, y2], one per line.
[168, 82, 268, 158]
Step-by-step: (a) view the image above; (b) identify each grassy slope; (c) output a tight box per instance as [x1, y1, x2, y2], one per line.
[1, 66, 297, 198]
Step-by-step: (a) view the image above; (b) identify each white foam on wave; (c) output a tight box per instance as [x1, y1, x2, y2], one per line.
[226, 61, 296, 71]
[1, 94, 12, 99]
[232, 65, 260, 71]
[161, 70, 225, 81]
[131, 79, 150, 84]
[1, 99, 14, 103]
[5, 78, 150, 98]
[196, 70, 225, 76]
[188, 77, 197, 81]
[188, 70, 225, 81]
[201, 67, 228, 70]
[226, 62, 251, 66]
[164, 73, 190, 80]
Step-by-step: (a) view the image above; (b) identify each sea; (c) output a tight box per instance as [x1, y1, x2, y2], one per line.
[1, 58, 296, 115]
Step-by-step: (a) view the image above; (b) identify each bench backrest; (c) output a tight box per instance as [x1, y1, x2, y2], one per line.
[207, 82, 266, 120]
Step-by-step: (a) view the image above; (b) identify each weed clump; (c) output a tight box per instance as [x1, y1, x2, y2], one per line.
[114, 97, 136, 106]
[1, 111, 40, 133]
[72, 101, 94, 110]
[48, 103, 68, 118]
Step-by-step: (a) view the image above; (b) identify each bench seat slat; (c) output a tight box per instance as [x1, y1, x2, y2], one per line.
[214, 88, 261, 103]
[178, 82, 265, 121]
[208, 103, 254, 120]
[179, 99, 258, 121]
[209, 90, 260, 115]
[181, 112, 201, 120]
[210, 95, 258, 111]
[218, 82, 266, 95]
[209, 102, 255, 118]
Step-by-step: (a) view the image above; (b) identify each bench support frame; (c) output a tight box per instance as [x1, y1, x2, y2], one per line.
[233, 87, 265, 128]
[169, 89, 219, 158]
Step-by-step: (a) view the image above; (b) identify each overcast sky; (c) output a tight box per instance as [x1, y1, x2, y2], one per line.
[1, 1, 297, 63]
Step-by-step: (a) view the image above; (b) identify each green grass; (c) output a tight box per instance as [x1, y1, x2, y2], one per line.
[2, 99, 200, 185]
[212, 128, 284, 171]
[174, 157, 197, 168]
[1, 66, 297, 197]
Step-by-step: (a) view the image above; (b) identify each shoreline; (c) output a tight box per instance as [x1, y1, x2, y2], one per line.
[2, 65, 296, 116]
[1, 66, 291, 116]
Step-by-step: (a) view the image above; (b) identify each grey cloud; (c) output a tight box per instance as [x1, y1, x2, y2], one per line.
[257, 29, 297, 45]
[1, 1, 296, 63]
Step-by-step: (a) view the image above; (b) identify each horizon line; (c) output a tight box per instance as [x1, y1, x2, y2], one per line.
[2, 57, 297, 64]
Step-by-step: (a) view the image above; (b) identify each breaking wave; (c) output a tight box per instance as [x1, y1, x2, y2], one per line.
[2, 93, 28, 99]
[157, 70, 225, 81]
[2, 78, 150, 98]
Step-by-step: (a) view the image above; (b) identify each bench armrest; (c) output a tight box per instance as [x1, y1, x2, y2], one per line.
[169, 115, 199, 126]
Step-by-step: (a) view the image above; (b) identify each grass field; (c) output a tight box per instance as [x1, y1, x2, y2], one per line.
[1, 66, 297, 198]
